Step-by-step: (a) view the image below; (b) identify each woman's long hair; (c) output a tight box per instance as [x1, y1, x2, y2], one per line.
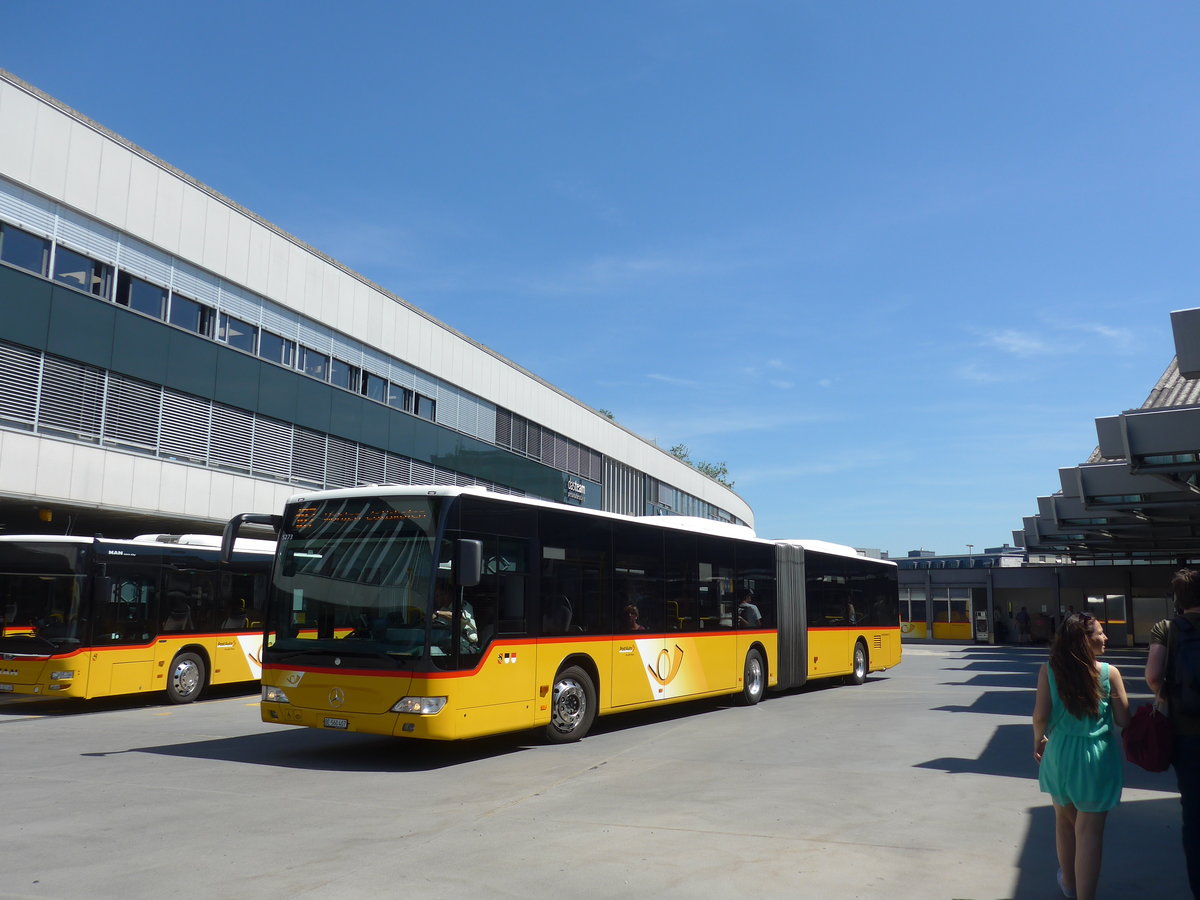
[1049, 612, 1101, 719]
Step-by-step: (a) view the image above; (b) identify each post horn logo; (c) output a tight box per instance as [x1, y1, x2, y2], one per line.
[648, 644, 685, 686]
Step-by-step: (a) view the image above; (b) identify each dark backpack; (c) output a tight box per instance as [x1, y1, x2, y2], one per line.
[1169, 616, 1200, 717]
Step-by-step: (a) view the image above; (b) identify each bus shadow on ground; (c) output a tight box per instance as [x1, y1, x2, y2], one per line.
[80, 727, 535, 772]
[70, 679, 849, 772]
[0, 683, 258, 717]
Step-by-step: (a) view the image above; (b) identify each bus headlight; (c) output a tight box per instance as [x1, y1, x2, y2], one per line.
[391, 696, 447, 715]
[263, 685, 290, 704]
[50, 670, 75, 680]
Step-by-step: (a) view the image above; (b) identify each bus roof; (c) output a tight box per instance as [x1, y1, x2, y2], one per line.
[133, 533, 276, 553]
[774, 538, 898, 566]
[0, 534, 274, 554]
[281, 485, 887, 560]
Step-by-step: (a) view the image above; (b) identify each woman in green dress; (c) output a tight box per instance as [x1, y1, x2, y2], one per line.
[1033, 612, 1131, 900]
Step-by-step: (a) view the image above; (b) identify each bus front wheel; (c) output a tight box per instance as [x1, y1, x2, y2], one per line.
[547, 666, 596, 743]
[166, 651, 206, 704]
[737, 648, 765, 706]
[847, 641, 868, 685]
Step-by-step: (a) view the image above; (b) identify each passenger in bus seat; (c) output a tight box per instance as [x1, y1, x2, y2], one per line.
[623, 604, 646, 632]
[737, 590, 762, 627]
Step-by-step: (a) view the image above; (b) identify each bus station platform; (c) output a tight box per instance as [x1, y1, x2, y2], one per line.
[0, 643, 1189, 899]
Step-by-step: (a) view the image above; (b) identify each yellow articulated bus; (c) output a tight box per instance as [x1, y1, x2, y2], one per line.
[223, 486, 900, 743]
[0, 534, 273, 703]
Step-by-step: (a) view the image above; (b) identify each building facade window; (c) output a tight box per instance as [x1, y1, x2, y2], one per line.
[53, 246, 112, 298]
[168, 293, 213, 336]
[362, 372, 386, 403]
[258, 330, 295, 367]
[0, 222, 50, 275]
[387, 383, 412, 412]
[219, 314, 258, 353]
[299, 346, 327, 380]
[415, 393, 436, 421]
[116, 272, 167, 319]
[331, 359, 358, 391]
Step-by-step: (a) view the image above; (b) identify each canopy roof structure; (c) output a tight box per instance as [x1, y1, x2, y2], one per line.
[1016, 310, 1200, 561]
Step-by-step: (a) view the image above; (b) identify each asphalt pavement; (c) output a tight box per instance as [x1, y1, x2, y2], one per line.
[0, 642, 1187, 899]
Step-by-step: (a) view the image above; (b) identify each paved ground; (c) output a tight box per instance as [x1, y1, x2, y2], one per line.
[0, 642, 1187, 899]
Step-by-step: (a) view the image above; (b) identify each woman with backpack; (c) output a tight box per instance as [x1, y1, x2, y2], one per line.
[1146, 567, 1200, 899]
[1033, 612, 1131, 900]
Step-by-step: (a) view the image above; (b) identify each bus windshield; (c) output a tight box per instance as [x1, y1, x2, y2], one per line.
[268, 496, 440, 663]
[0, 541, 87, 653]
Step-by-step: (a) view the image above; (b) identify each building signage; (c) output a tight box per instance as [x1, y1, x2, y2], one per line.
[566, 479, 587, 503]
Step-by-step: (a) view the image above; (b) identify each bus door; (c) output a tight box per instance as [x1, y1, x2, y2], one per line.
[93, 567, 158, 695]
[611, 533, 666, 707]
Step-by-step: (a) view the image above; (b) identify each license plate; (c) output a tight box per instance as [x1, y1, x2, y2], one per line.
[0, 684, 13, 692]
[323, 717, 348, 729]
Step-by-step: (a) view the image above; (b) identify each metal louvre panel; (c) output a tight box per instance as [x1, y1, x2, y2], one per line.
[116, 237, 172, 289]
[325, 436, 357, 487]
[358, 446, 385, 484]
[510, 416, 527, 455]
[0, 342, 40, 427]
[55, 208, 118, 264]
[102, 375, 160, 453]
[258, 300, 299, 341]
[567, 441, 581, 476]
[217, 282, 261, 323]
[0, 176, 55, 236]
[526, 423, 543, 461]
[208, 406, 254, 472]
[361, 347, 391, 381]
[39, 356, 104, 441]
[251, 416, 292, 479]
[159, 390, 210, 464]
[539, 428, 554, 465]
[495, 408, 512, 448]
[388, 359, 415, 390]
[291, 427, 325, 486]
[586, 448, 603, 482]
[433, 465, 455, 486]
[330, 334, 361, 366]
[475, 401, 497, 444]
[385, 453, 411, 484]
[411, 460, 434, 484]
[454, 472, 475, 487]
[297, 319, 333, 355]
[436, 387, 460, 433]
[172, 262, 219, 306]
[412, 369, 438, 398]
[552, 433, 568, 470]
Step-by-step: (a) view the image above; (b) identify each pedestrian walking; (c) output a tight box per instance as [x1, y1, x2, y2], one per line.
[1145, 567, 1200, 898]
[1032, 612, 1131, 900]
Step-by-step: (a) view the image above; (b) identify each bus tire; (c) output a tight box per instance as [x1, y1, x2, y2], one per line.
[847, 641, 868, 685]
[166, 651, 206, 704]
[546, 665, 596, 743]
[737, 648, 766, 706]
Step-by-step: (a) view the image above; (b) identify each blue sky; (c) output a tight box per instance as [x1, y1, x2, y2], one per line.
[3, 3, 1198, 556]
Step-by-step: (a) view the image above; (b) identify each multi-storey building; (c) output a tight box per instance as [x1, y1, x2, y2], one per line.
[0, 70, 750, 537]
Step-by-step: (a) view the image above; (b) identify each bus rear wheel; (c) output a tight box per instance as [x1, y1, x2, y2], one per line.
[166, 651, 206, 704]
[546, 665, 596, 743]
[737, 648, 765, 706]
[847, 641, 868, 685]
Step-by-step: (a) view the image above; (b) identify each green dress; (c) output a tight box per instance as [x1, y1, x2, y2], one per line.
[1038, 663, 1123, 812]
